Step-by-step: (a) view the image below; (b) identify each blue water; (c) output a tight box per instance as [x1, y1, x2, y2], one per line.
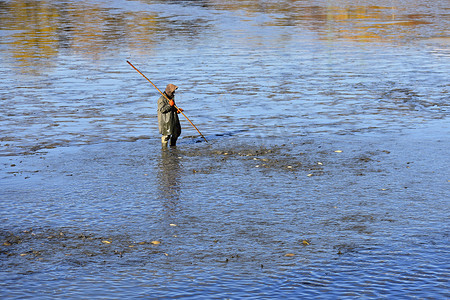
[0, 0, 449, 298]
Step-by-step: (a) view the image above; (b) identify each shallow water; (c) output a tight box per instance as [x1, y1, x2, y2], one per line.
[1, 0, 449, 155]
[1, 0, 449, 298]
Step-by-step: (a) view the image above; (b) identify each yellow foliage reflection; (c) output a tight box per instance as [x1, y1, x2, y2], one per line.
[1, 1, 161, 72]
[207, 0, 436, 42]
[0, 0, 443, 73]
[4, 1, 60, 73]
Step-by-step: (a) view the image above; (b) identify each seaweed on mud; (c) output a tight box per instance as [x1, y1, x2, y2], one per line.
[182, 143, 331, 177]
[334, 242, 361, 255]
[0, 227, 169, 268]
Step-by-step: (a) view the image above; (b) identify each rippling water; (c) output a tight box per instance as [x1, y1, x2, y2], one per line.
[1, 0, 449, 155]
[0, 0, 449, 298]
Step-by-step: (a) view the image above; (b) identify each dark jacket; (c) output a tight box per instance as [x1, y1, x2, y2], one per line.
[157, 84, 181, 136]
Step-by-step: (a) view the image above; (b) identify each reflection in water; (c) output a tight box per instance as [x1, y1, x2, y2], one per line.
[0, 1, 449, 298]
[157, 147, 182, 215]
[0, 0, 212, 72]
[1, 0, 447, 74]
[0, 0, 448, 156]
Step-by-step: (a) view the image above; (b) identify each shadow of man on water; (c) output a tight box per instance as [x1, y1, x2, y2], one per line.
[157, 147, 182, 216]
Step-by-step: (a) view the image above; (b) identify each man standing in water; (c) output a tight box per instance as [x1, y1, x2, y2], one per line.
[157, 84, 182, 147]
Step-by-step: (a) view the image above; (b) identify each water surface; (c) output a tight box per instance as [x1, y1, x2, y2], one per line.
[0, 0, 449, 298]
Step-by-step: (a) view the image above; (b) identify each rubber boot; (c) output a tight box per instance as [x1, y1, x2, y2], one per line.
[170, 135, 178, 147]
[161, 135, 170, 147]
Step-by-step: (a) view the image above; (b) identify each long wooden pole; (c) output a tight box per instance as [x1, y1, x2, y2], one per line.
[127, 60, 208, 143]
